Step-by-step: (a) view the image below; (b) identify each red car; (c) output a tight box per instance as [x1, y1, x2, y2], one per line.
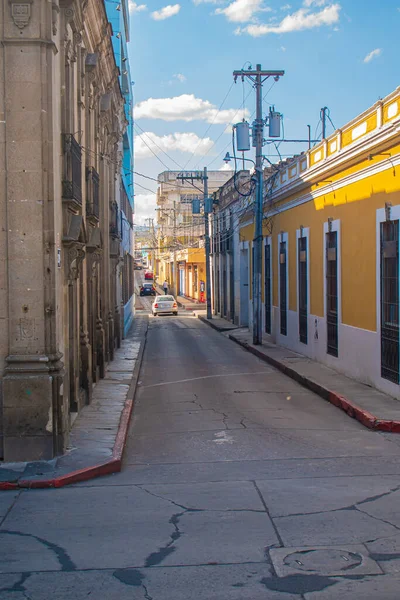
[144, 270, 154, 280]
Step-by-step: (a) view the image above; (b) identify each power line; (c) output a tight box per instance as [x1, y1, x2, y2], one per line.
[182, 80, 236, 172]
[133, 123, 172, 171]
[134, 122, 185, 170]
[196, 85, 254, 170]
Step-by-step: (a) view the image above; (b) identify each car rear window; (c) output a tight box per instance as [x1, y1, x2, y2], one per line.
[157, 296, 174, 302]
[143, 283, 153, 288]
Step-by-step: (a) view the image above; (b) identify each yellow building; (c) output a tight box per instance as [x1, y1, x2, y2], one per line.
[238, 87, 400, 398]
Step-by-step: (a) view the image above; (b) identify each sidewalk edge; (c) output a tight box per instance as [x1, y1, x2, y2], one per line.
[197, 314, 239, 333]
[0, 324, 148, 491]
[228, 333, 400, 434]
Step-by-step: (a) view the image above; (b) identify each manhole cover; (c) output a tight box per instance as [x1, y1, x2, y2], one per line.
[269, 546, 382, 578]
[284, 549, 362, 573]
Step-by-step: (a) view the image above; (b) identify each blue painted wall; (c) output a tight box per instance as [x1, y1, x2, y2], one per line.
[105, 0, 135, 337]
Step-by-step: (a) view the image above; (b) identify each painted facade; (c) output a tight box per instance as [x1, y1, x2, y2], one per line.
[105, 0, 135, 336]
[234, 87, 400, 399]
[210, 171, 252, 323]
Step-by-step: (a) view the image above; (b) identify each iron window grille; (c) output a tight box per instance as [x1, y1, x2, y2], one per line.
[265, 243, 271, 334]
[280, 240, 287, 336]
[298, 236, 308, 344]
[86, 166, 100, 219]
[62, 134, 82, 205]
[381, 220, 399, 384]
[326, 231, 338, 357]
[110, 203, 121, 239]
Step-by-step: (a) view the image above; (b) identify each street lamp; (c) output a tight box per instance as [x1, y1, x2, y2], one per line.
[223, 152, 255, 167]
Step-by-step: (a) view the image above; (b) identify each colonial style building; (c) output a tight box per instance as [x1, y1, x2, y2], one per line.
[0, 0, 134, 460]
[155, 170, 232, 301]
[230, 87, 400, 399]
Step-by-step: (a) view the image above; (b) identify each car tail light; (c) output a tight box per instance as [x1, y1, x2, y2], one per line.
[173, 303, 177, 308]
[154, 303, 159, 308]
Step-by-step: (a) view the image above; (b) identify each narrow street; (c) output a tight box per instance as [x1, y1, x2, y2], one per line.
[1, 305, 400, 598]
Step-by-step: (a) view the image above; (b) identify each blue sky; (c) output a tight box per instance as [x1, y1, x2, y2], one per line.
[128, 0, 400, 223]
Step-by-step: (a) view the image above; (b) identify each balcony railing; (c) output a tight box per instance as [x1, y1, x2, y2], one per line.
[86, 166, 100, 220]
[62, 134, 82, 207]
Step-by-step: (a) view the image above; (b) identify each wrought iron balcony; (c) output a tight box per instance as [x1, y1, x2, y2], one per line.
[62, 134, 82, 209]
[86, 166, 100, 221]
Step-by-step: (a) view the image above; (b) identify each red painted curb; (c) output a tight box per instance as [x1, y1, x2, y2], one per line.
[1, 393, 135, 491]
[0, 481, 19, 491]
[228, 333, 400, 434]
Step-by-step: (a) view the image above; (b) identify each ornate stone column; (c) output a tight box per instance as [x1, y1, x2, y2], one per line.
[1, 0, 65, 460]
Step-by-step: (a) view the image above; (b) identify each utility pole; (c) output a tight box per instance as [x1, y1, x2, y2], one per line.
[177, 169, 212, 319]
[173, 199, 177, 297]
[321, 107, 328, 140]
[203, 167, 212, 320]
[233, 64, 284, 345]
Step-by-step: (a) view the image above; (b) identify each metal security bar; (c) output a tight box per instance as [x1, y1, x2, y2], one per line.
[326, 231, 338, 357]
[298, 236, 308, 344]
[381, 220, 399, 384]
[63, 134, 82, 205]
[280, 240, 287, 336]
[86, 166, 100, 219]
[265, 243, 271, 334]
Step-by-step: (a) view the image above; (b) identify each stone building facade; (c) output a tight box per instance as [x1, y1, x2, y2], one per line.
[0, 0, 134, 460]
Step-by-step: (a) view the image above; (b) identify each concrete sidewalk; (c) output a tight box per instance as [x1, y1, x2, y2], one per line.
[197, 314, 400, 433]
[0, 315, 148, 489]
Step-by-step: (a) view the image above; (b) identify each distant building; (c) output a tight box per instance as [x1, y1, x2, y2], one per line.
[156, 170, 233, 301]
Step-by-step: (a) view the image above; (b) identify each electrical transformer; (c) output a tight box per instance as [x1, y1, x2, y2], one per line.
[268, 107, 281, 138]
[235, 120, 250, 152]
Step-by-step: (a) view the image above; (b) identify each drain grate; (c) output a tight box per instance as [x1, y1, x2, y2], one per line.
[269, 545, 382, 578]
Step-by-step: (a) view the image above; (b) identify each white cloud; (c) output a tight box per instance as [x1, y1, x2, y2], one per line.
[174, 73, 186, 82]
[134, 193, 157, 226]
[363, 48, 382, 63]
[303, 0, 328, 5]
[129, 1, 147, 12]
[215, 0, 264, 23]
[151, 4, 181, 20]
[219, 162, 233, 171]
[236, 3, 340, 36]
[134, 132, 215, 159]
[193, 0, 223, 3]
[135, 94, 249, 124]
[281, 3, 291, 9]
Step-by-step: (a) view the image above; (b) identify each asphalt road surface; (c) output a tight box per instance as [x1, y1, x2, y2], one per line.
[1, 309, 400, 599]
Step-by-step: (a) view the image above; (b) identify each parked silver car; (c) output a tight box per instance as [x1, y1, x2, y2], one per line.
[152, 295, 178, 316]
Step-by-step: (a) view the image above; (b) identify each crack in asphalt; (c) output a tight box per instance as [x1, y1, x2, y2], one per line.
[192, 394, 232, 430]
[142, 583, 153, 600]
[356, 506, 400, 533]
[144, 511, 185, 567]
[0, 491, 22, 528]
[0, 530, 77, 571]
[0, 572, 31, 594]
[273, 483, 400, 523]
